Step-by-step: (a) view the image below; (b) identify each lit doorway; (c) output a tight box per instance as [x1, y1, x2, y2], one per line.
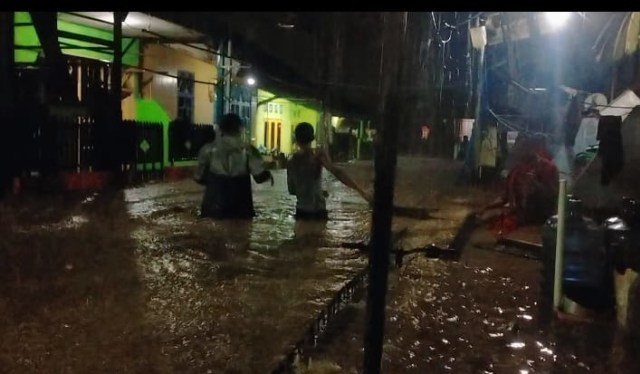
[263, 120, 282, 151]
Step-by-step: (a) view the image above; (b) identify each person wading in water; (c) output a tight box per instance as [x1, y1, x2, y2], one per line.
[195, 113, 273, 219]
[287, 122, 370, 220]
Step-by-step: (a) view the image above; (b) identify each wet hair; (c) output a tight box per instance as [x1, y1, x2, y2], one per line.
[294, 122, 315, 145]
[219, 113, 242, 134]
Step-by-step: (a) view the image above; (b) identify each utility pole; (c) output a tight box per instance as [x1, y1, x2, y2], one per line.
[470, 18, 487, 180]
[225, 39, 232, 114]
[215, 38, 232, 123]
[362, 11, 407, 374]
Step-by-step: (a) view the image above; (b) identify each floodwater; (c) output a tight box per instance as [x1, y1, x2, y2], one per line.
[0, 170, 374, 373]
[308, 230, 640, 374]
[125, 171, 373, 373]
[3, 157, 635, 373]
[0, 158, 504, 373]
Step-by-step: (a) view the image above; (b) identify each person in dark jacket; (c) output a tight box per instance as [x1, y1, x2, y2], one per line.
[195, 113, 273, 219]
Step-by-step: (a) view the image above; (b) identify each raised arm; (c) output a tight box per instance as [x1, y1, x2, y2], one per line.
[317, 148, 373, 204]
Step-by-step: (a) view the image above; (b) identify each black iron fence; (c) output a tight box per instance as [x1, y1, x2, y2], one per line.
[3, 56, 169, 190]
[169, 121, 215, 163]
[122, 120, 164, 182]
[13, 110, 164, 183]
[17, 111, 98, 176]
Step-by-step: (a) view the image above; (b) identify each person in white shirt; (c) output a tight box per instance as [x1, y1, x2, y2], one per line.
[287, 122, 370, 220]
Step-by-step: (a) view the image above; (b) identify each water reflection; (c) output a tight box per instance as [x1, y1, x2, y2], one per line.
[123, 170, 371, 372]
[310, 250, 640, 374]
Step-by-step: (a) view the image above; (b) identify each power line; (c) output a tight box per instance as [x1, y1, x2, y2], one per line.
[455, 12, 485, 28]
[123, 64, 218, 87]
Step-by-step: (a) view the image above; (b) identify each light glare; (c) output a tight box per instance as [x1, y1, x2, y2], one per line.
[545, 12, 571, 29]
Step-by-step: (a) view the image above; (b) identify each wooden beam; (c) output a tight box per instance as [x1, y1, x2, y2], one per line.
[30, 12, 77, 104]
[0, 12, 15, 196]
[57, 30, 114, 48]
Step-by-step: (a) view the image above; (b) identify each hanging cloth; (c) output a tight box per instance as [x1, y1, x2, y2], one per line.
[597, 115, 624, 186]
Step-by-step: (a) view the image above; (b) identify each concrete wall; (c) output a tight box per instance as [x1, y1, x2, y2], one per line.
[254, 89, 320, 155]
[141, 43, 216, 124]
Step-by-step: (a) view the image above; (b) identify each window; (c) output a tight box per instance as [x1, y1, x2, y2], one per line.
[177, 70, 194, 122]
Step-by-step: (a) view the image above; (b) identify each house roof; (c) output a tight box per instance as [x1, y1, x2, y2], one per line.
[58, 12, 207, 42]
[131, 12, 635, 119]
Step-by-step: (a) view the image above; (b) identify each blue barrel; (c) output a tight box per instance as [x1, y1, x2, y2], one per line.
[542, 197, 613, 310]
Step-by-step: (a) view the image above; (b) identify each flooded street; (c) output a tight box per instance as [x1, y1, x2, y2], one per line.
[1, 169, 375, 373]
[126, 171, 372, 373]
[1, 157, 636, 373]
[309, 224, 640, 374]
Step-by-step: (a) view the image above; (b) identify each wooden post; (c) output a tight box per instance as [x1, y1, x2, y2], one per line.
[0, 12, 15, 195]
[0, 12, 13, 101]
[113, 12, 125, 122]
[110, 12, 126, 172]
[362, 11, 407, 374]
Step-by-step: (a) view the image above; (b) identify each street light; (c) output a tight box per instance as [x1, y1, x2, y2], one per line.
[544, 12, 571, 29]
[246, 76, 256, 86]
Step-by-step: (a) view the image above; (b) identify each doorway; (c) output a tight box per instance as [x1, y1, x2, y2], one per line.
[263, 120, 282, 151]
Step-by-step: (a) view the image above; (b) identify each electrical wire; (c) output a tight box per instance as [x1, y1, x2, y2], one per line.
[123, 64, 217, 87]
[454, 12, 485, 28]
[43, 12, 640, 118]
[51, 12, 472, 95]
[488, 107, 549, 138]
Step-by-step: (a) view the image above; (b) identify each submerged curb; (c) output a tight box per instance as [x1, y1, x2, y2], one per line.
[270, 213, 478, 373]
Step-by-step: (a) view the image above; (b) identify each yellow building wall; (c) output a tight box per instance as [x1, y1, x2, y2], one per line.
[122, 93, 137, 120]
[141, 43, 216, 124]
[254, 89, 320, 155]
